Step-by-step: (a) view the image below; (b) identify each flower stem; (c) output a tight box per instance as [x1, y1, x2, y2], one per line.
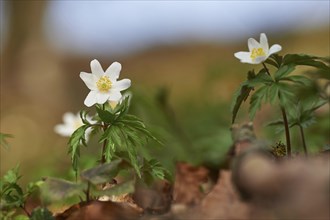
[262, 62, 271, 76]
[100, 103, 107, 164]
[280, 105, 292, 158]
[299, 125, 308, 157]
[20, 205, 31, 217]
[86, 181, 91, 202]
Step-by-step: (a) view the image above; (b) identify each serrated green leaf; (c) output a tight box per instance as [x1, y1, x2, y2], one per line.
[283, 54, 329, 70]
[267, 84, 279, 105]
[30, 207, 54, 220]
[280, 75, 312, 86]
[249, 86, 268, 120]
[80, 160, 122, 185]
[41, 177, 83, 201]
[96, 106, 116, 124]
[68, 125, 90, 172]
[265, 54, 283, 68]
[231, 70, 256, 123]
[274, 65, 295, 81]
[277, 83, 295, 106]
[3, 165, 21, 184]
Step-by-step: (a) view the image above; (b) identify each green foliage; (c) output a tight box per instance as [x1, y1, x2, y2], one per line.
[41, 160, 134, 202]
[0, 133, 13, 149]
[68, 95, 166, 182]
[0, 165, 48, 219]
[268, 99, 327, 131]
[232, 53, 329, 122]
[80, 159, 123, 185]
[41, 177, 83, 201]
[30, 207, 54, 220]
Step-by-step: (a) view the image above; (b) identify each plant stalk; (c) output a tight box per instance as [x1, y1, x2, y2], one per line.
[280, 106, 292, 158]
[262, 62, 271, 76]
[20, 205, 31, 217]
[101, 126, 107, 164]
[86, 181, 91, 202]
[299, 125, 308, 157]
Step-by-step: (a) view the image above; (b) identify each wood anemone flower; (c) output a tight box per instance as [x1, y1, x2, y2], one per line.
[80, 59, 131, 107]
[234, 33, 282, 64]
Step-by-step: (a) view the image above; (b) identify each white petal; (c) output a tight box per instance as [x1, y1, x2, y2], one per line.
[105, 62, 122, 81]
[268, 44, 282, 56]
[234, 51, 251, 61]
[84, 91, 97, 107]
[260, 33, 269, 53]
[63, 112, 75, 125]
[248, 38, 260, 51]
[80, 72, 97, 90]
[108, 90, 122, 101]
[254, 56, 267, 64]
[112, 79, 131, 91]
[54, 124, 73, 136]
[90, 59, 104, 77]
[96, 92, 111, 104]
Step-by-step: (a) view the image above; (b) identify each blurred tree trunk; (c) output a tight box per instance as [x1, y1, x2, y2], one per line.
[1, 1, 67, 110]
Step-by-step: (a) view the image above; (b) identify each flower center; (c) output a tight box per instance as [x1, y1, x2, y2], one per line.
[96, 76, 112, 92]
[250, 48, 266, 60]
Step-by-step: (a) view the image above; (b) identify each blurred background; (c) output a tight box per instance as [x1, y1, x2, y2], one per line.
[1, 1, 329, 184]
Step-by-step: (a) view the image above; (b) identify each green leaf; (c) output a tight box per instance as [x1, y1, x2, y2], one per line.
[274, 64, 295, 81]
[14, 215, 30, 220]
[96, 106, 116, 124]
[231, 70, 256, 123]
[283, 54, 329, 70]
[41, 177, 83, 201]
[265, 54, 283, 68]
[280, 75, 312, 86]
[249, 86, 268, 120]
[3, 165, 21, 184]
[92, 180, 135, 197]
[267, 84, 279, 105]
[68, 125, 90, 172]
[0, 133, 13, 149]
[80, 160, 122, 185]
[30, 207, 54, 220]
[277, 83, 295, 106]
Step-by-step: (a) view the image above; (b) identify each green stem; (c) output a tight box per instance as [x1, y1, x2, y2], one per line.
[280, 106, 292, 158]
[262, 62, 271, 76]
[86, 181, 91, 202]
[100, 103, 108, 164]
[299, 125, 308, 157]
[20, 205, 31, 217]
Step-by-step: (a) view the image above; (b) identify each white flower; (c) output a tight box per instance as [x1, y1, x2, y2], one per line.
[54, 112, 94, 140]
[108, 91, 132, 109]
[80, 59, 131, 107]
[234, 33, 282, 64]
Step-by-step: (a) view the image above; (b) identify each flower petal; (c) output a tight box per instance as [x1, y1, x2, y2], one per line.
[112, 79, 131, 91]
[248, 38, 260, 51]
[254, 56, 267, 64]
[80, 72, 97, 90]
[54, 124, 73, 137]
[108, 90, 122, 101]
[234, 51, 251, 61]
[90, 59, 104, 77]
[84, 91, 98, 107]
[268, 44, 282, 56]
[63, 112, 74, 124]
[105, 62, 122, 81]
[259, 33, 269, 54]
[96, 92, 111, 104]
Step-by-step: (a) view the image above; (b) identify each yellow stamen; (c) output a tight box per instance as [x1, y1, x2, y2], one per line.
[96, 76, 112, 92]
[250, 48, 266, 60]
